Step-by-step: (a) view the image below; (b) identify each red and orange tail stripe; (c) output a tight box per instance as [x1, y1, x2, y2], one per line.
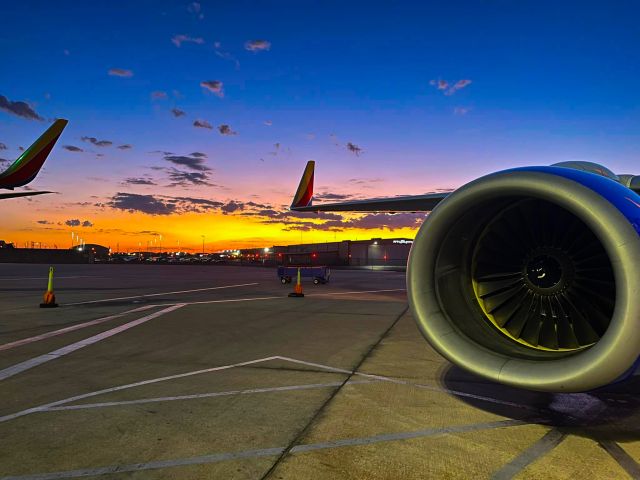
[0, 119, 68, 189]
[291, 160, 315, 208]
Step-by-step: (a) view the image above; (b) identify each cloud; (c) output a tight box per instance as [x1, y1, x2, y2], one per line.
[122, 177, 157, 185]
[218, 124, 237, 136]
[0, 94, 43, 121]
[65, 219, 81, 227]
[245, 40, 271, 52]
[430, 78, 472, 96]
[0, 143, 6, 150]
[171, 34, 205, 47]
[81, 136, 113, 147]
[171, 108, 186, 117]
[151, 91, 167, 100]
[108, 68, 133, 78]
[453, 107, 470, 115]
[314, 192, 357, 201]
[82, 220, 93, 227]
[187, 2, 204, 19]
[214, 43, 240, 69]
[108, 193, 223, 215]
[193, 119, 213, 130]
[36, 220, 53, 225]
[63, 145, 83, 152]
[166, 168, 214, 187]
[109, 193, 176, 215]
[200, 80, 224, 97]
[221, 201, 243, 214]
[117, 144, 133, 150]
[346, 142, 363, 156]
[63, 49, 70, 56]
[190, 152, 207, 158]
[263, 120, 272, 126]
[163, 153, 211, 171]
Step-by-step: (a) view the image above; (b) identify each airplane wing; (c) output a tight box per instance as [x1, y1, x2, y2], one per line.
[0, 191, 53, 200]
[290, 161, 451, 213]
[0, 119, 68, 192]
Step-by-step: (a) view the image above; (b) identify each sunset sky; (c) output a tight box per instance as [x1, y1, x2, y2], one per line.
[1, 1, 638, 251]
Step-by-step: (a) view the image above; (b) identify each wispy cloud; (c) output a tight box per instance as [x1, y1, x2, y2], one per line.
[81, 136, 113, 147]
[108, 68, 133, 78]
[346, 142, 363, 156]
[0, 94, 43, 121]
[63, 145, 83, 152]
[193, 119, 213, 129]
[163, 153, 211, 171]
[453, 106, 470, 115]
[430, 78, 472, 95]
[245, 40, 271, 52]
[0, 143, 6, 150]
[218, 124, 237, 136]
[171, 108, 186, 117]
[187, 2, 204, 19]
[171, 34, 205, 47]
[65, 219, 93, 227]
[117, 144, 133, 150]
[123, 177, 156, 186]
[214, 42, 240, 69]
[166, 168, 214, 187]
[200, 80, 224, 97]
[108, 193, 223, 215]
[151, 91, 167, 100]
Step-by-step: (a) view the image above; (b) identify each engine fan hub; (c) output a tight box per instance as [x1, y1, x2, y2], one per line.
[523, 248, 573, 294]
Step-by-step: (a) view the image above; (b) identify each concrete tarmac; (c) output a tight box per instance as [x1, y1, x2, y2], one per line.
[1, 263, 639, 479]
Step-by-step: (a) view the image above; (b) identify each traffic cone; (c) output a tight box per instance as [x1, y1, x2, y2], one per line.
[288, 267, 305, 297]
[40, 266, 58, 308]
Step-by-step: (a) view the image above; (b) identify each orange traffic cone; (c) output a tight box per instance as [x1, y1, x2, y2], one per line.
[40, 266, 58, 308]
[288, 267, 305, 297]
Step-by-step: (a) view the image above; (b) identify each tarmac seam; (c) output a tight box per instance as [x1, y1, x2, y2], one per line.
[599, 440, 640, 479]
[491, 428, 566, 480]
[259, 304, 410, 480]
[0, 419, 523, 480]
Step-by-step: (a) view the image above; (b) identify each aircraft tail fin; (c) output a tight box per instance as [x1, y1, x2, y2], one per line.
[291, 160, 315, 209]
[0, 119, 68, 189]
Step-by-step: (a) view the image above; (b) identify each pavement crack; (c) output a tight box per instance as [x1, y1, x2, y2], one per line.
[260, 304, 410, 480]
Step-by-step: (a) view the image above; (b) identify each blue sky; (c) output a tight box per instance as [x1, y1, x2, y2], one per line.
[0, 0, 638, 249]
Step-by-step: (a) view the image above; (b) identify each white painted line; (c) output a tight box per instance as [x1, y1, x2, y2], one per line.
[308, 288, 406, 297]
[274, 356, 537, 411]
[0, 276, 103, 282]
[157, 288, 406, 307]
[45, 380, 375, 412]
[0, 305, 157, 352]
[64, 282, 259, 306]
[0, 420, 523, 480]
[0, 304, 185, 382]
[0, 356, 279, 423]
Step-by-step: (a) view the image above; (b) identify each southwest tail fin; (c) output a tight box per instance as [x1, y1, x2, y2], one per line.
[291, 160, 315, 209]
[0, 119, 68, 189]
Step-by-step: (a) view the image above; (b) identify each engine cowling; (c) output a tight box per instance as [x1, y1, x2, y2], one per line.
[408, 166, 640, 392]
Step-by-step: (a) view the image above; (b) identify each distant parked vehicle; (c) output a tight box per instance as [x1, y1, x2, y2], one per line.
[278, 266, 331, 285]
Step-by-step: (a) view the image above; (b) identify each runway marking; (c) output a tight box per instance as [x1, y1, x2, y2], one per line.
[0, 305, 156, 352]
[0, 356, 279, 423]
[160, 288, 406, 307]
[0, 275, 105, 282]
[64, 282, 259, 306]
[599, 440, 640, 479]
[45, 380, 375, 412]
[0, 304, 185, 382]
[275, 356, 535, 411]
[491, 429, 566, 480]
[0, 420, 523, 480]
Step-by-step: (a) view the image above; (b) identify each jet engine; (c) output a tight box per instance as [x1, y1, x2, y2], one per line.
[408, 166, 640, 392]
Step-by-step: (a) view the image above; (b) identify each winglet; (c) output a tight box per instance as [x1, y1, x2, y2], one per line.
[291, 160, 315, 209]
[0, 119, 68, 189]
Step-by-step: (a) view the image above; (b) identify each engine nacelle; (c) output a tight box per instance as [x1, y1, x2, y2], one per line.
[408, 166, 640, 392]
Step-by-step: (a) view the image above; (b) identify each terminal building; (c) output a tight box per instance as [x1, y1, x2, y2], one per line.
[238, 238, 414, 267]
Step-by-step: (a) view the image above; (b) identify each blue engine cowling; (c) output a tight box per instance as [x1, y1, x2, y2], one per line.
[408, 166, 640, 392]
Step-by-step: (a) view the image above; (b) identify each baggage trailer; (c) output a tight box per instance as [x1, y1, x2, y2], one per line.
[278, 266, 331, 285]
